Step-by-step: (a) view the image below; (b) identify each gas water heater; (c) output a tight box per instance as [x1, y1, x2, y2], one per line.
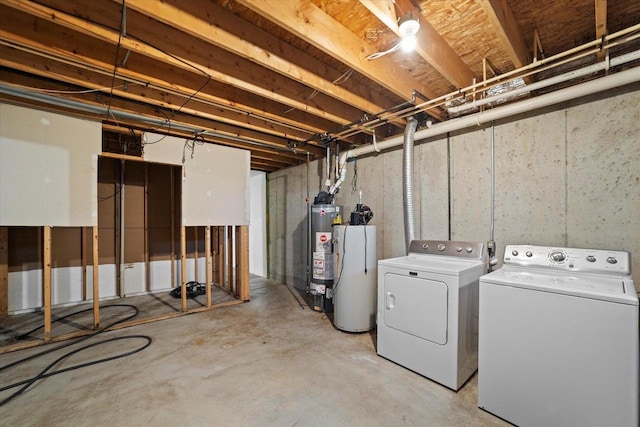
[309, 192, 342, 312]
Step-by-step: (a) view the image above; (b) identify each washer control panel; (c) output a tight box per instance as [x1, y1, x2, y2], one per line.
[503, 245, 630, 275]
[409, 240, 486, 261]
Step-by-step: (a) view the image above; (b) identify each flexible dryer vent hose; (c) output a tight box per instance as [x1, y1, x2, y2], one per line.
[403, 116, 418, 253]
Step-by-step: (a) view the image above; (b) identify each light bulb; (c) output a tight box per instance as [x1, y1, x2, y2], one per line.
[401, 35, 417, 52]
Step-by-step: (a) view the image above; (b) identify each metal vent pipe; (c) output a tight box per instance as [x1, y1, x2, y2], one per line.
[403, 116, 418, 252]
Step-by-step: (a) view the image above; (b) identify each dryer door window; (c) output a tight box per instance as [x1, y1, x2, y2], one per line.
[383, 273, 448, 345]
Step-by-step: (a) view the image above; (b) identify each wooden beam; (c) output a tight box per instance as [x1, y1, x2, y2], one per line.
[480, 0, 532, 69]
[365, 0, 476, 89]
[227, 226, 234, 293]
[595, 0, 607, 62]
[92, 225, 99, 329]
[144, 164, 150, 292]
[236, 225, 250, 301]
[205, 225, 212, 308]
[213, 227, 220, 285]
[359, 0, 397, 30]
[170, 167, 176, 289]
[43, 226, 52, 341]
[122, 0, 387, 116]
[194, 227, 199, 282]
[0, 227, 7, 318]
[1, 0, 361, 129]
[217, 226, 225, 287]
[180, 225, 187, 312]
[81, 227, 88, 301]
[236, 0, 445, 119]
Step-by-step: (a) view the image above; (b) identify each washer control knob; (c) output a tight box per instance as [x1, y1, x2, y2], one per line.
[550, 251, 566, 262]
[422, 243, 428, 249]
[526, 251, 533, 257]
[437, 244, 446, 251]
[455, 246, 462, 252]
[512, 250, 519, 256]
[466, 247, 474, 253]
[586, 255, 596, 263]
[607, 257, 618, 264]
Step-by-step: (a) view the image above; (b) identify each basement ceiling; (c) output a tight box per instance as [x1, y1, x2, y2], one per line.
[1, 0, 640, 172]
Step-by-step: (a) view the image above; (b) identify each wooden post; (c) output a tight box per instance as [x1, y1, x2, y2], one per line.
[205, 225, 212, 308]
[144, 163, 150, 292]
[227, 225, 234, 293]
[81, 227, 88, 301]
[43, 226, 52, 341]
[180, 225, 187, 312]
[217, 226, 225, 287]
[0, 227, 8, 318]
[237, 225, 250, 301]
[194, 227, 199, 282]
[170, 167, 175, 288]
[92, 226, 100, 329]
[212, 227, 218, 285]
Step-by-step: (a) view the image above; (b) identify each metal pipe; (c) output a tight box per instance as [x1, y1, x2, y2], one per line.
[119, 159, 126, 298]
[331, 64, 640, 190]
[449, 48, 640, 114]
[403, 116, 418, 252]
[0, 83, 301, 154]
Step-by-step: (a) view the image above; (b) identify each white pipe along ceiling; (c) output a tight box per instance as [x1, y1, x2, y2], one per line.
[329, 61, 640, 195]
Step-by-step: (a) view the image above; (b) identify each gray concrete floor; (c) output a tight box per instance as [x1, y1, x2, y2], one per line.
[0, 277, 509, 426]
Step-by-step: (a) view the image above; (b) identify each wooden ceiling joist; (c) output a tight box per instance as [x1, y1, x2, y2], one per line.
[236, 0, 445, 120]
[595, 0, 607, 62]
[0, 0, 360, 129]
[364, 0, 476, 89]
[479, 0, 532, 69]
[120, 0, 388, 117]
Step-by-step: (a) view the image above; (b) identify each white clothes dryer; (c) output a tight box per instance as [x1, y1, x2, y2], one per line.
[377, 240, 487, 390]
[478, 245, 639, 427]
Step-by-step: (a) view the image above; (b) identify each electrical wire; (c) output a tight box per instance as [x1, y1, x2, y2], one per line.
[0, 304, 152, 407]
[365, 42, 402, 60]
[105, 0, 126, 122]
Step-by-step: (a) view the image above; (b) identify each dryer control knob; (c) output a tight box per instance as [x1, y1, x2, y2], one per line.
[607, 257, 618, 264]
[456, 246, 462, 252]
[422, 243, 428, 249]
[526, 251, 533, 257]
[586, 255, 596, 262]
[512, 250, 519, 256]
[466, 247, 474, 253]
[437, 244, 446, 251]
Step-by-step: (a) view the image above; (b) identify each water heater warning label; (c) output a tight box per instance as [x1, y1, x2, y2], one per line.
[315, 232, 331, 252]
[313, 252, 334, 280]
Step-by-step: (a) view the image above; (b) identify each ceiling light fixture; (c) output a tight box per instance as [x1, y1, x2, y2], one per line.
[398, 12, 420, 38]
[365, 11, 421, 60]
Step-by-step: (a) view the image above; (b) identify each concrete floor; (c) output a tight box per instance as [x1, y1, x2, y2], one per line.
[0, 277, 509, 426]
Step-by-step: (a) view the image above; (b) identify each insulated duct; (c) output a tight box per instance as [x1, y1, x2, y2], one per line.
[331, 64, 640, 195]
[403, 116, 418, 252]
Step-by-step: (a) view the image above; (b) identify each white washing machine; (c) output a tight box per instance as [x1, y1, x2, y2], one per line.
[377, 240, 487, 390]
[478, 245, 639, 427]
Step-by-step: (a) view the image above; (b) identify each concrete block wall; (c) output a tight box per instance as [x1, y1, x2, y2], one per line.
[268, 87, 640, 289]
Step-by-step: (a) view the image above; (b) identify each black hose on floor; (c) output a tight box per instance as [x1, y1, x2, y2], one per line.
[0, 304, 152, 407]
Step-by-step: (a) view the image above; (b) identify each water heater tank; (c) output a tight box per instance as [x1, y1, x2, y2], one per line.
[309, 203, 342, 312]
[332, 225, 377, 332]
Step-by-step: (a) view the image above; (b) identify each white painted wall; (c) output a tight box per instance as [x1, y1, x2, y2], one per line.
[250, 171, 267, 277]
[143, 133, 251, 226]
[0, 103, 101, 226]
[268, 86, 640, 289]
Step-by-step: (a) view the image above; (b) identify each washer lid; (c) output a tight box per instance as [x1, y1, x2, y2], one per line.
[378, 254, 486, 275]
[481, 267, 638, 305]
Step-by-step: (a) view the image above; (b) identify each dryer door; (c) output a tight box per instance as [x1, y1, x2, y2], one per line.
[383, 273, 448, 345]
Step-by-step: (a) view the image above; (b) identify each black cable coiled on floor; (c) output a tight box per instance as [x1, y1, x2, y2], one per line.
[0, 304, 152, 407]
